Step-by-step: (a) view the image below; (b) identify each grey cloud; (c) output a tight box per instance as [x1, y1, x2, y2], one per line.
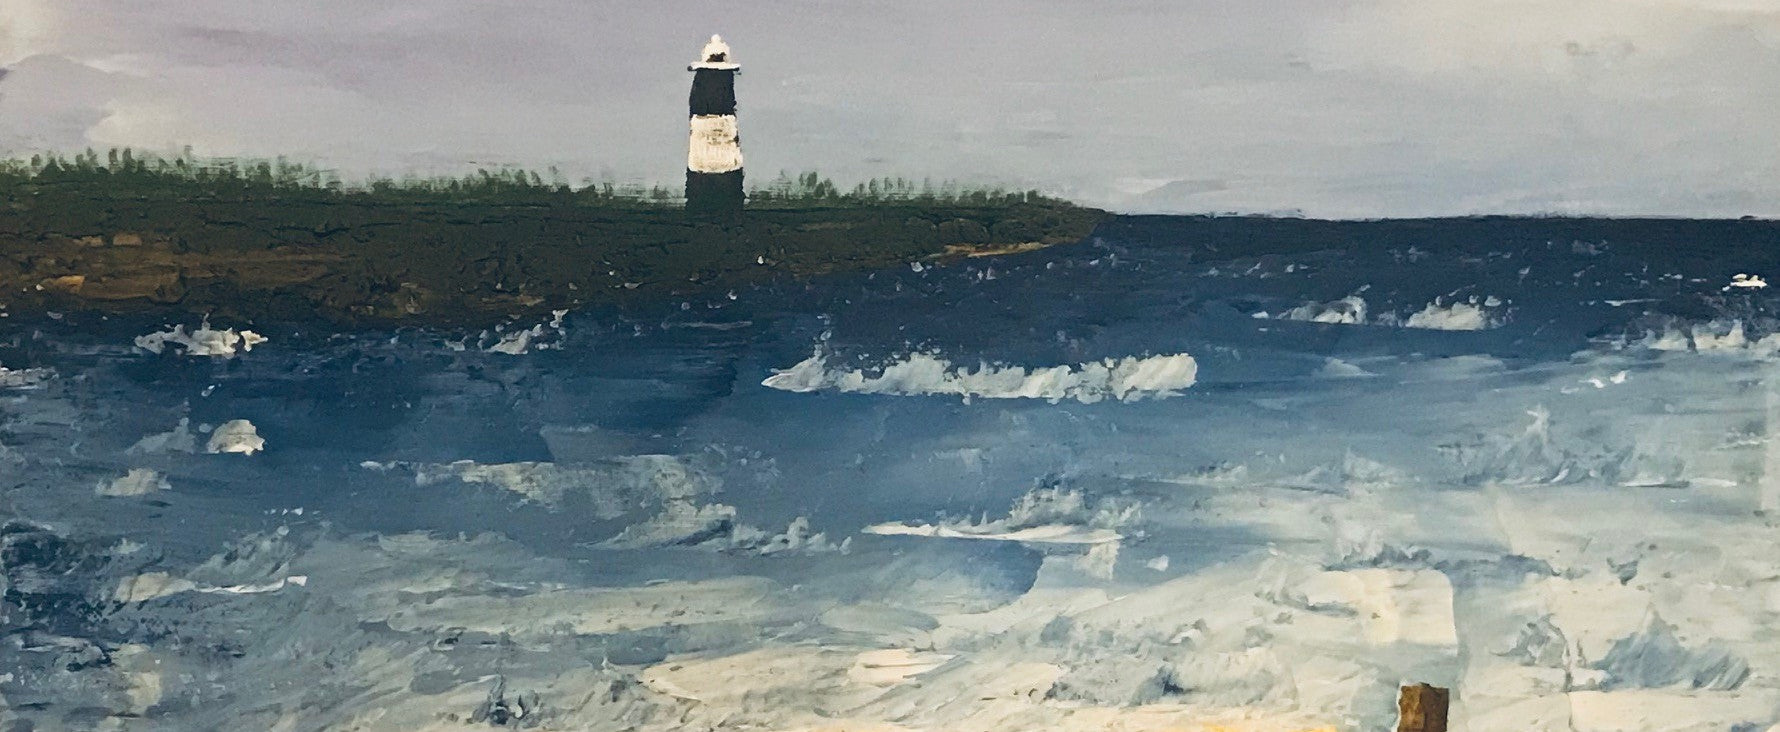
[0, 0, 1776, 217]
[0, 54, 129, 151]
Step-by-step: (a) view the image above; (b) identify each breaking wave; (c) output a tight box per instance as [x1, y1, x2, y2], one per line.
[605, 501, 848, 555]
[762, 349, 1198, 404]
[369, 454, 716, 515]
[134, 322, 267, 357]
[1398, 297, 1501, 331]
[1625, 318, 1780, 355]
[1271, 295, 1368, 324]
[0, 365, 53, 388]
[474, 309, 569, 355]
[865, 484, 1139, 577]
[1260, 295, 1504, 331]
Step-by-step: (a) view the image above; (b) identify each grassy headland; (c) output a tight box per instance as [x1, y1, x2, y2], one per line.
[0, 150, 1105, 326]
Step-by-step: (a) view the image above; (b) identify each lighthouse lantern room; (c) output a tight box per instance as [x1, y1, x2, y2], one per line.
[686, 35, 744, 215]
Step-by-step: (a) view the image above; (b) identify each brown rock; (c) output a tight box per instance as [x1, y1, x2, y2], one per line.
[79, 272, 185, 303]
[39, 274, 85, 293]
[112, 232, 144, 247]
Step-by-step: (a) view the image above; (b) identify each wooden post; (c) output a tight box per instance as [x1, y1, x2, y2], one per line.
[1396, 683, 1449, 732]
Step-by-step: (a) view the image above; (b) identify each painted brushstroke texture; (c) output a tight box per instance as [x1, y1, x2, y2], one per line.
[4, 1, 1779, 215]
[6, 218, 1780, 730]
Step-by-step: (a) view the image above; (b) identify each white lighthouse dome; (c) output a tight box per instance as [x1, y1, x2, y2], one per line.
[692, 34, 739, 70]
[703, 35, 729, 60]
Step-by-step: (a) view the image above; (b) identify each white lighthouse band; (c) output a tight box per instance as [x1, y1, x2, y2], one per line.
[688, 114, 742, 174]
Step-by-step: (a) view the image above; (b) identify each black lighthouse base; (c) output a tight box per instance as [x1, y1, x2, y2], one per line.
[686, 169, 745, 217]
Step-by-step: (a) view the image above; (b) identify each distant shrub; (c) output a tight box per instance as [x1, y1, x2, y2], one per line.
[0, 148, 628, 205]
[0, 149, 1066, 210]
[748, 170, 1054, 207]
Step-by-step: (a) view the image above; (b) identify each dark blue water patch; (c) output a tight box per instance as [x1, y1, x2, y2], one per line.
[4, 215, 1779, 564]
[731, 215, 1780, 372]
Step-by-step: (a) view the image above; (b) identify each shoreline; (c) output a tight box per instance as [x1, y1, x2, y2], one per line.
[0, 193, 1106, 328]
[8, 188, 1775, 333]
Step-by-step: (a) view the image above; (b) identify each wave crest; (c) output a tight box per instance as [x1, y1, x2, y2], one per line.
[762, 349, 1198, 404]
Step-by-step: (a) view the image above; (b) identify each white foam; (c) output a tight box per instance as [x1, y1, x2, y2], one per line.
[1631, 319, 1780, 355]
[0, 365, 53, 388]
[114, 571, 307, 603]
[1580, 370, 1629, 389]
[604, 500, 740, 548]
[1262, 294, 1503, 331]
[382, 577, 788, 637]
[96, 468, 171, 497]
[866, 486, 1133, 549]
[1278, 295, 1368, 324]
[197, 575, 307, 595]
[114, 572, 197, 603]
[128, 417, 198, 455]
[135, 323, 267, 357]
[205, 419, 265, 455]
[1643, 325, 1695, 351]
[1403, 297, 1501, 331]
[1319, 358, 1376, 378]
[737, 516, 850, 555]
[763, 349, 1198, 404]
[1075, 541, 1121, 579]
[867, 488, 1131, 580]
[865, 522, 1122, 544]
[1726, 273, 1768, 290]
[607, 500, 847, 554]
[482, 310, 569, 355]
[487, 328, 542, 355]
[1694, 320, 1751, 351]
[403, 455, 714, 514]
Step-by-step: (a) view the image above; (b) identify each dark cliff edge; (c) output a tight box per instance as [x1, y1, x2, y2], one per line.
[0, 186, 1105, 327]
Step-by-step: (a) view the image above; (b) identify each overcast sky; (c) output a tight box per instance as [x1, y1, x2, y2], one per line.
[2, 0, 1777, 217]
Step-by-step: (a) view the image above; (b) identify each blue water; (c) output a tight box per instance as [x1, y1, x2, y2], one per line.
[5, 216, 1780, 730]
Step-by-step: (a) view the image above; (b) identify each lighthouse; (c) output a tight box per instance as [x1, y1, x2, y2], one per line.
[686, 34, 744, 215]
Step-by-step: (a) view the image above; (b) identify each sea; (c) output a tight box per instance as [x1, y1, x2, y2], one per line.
[4, 215, 1780, 730]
